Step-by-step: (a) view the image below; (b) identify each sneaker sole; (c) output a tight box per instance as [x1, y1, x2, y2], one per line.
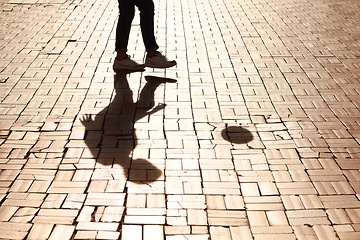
[113, 65, 145, 71]
[145, 61, 177, 69]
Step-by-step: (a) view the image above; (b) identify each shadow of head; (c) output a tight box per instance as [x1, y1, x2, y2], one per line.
[221, 125, 253, 144]
[129, 158, 163, 184]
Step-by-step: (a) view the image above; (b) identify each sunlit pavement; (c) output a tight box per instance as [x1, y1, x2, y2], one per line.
[1, 0, 360, 239]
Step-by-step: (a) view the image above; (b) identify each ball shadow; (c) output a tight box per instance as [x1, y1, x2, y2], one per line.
[221, 125, 253, 144]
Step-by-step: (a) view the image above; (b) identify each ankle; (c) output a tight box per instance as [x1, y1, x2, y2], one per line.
[116, 52, 127, 60]
[147, 50, 158, 58]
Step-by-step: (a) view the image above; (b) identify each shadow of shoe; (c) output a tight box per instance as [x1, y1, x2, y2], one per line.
[145, 75, 178, 84]
[221, 125, 253, 144]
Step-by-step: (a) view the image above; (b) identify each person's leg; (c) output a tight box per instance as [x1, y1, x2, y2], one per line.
[135, 0, 176, 68]
[114, 0, 145, 70]
[116, 0, 135, 59]
[134, 0, 159, 52]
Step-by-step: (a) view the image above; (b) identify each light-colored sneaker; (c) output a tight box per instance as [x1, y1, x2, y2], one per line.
[145, 51, 177, 68]
[113, 55, 145, 71]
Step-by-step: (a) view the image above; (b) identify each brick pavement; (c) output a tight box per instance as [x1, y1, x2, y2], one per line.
[0, 0, 360, 238]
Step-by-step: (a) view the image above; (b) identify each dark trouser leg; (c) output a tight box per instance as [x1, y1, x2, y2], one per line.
[115, 0, 135, 52]
[134, 0, 159, 51]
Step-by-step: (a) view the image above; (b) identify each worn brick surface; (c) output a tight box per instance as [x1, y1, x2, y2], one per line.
[1, 0, 360, 238]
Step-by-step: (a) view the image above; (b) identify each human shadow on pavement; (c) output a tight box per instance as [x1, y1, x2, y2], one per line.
[221, 125, 253, 144]
[81, 70, 177, 183]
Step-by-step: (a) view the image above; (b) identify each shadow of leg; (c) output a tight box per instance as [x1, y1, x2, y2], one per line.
[80, 71, 176, 184]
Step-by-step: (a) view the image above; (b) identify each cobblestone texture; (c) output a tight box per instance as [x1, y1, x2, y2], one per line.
[0, 0, 360, 239]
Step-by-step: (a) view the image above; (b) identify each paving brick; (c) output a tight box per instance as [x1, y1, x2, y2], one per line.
[338, 232, 360, 240]
[167, 195, 206, 209]
[238, 171, 274, 182]
[207, 210, 248, 226]
[27, 223, 54, 240]
[144, 225, 164, 240]
[165, 226, 191, 235]
[3, 194, 44, 208]
[286, 210, 331, 226]
[47, 181, 87, 194]
[0, 206, 18, 221]
[276, 182, 317, 195]
[121, 225, 142, 240]
[320, 195, 360, 208]
[9, 180, 33, 192]
[187, 209, 207, 225]
[241, 182, 260, 197]
[206, 195, 226, 209]
[42, 194, 67, 209]
[244, 196, 284, 211]
[209, 227, 232, 239]
[77, 222, 119, 231]
[48, 225, 75, 240]
[299, 195, 323, 209]
[11, 207, 38, 222]
[224, 195, 245, 210]
[313, 225, 338, 240]
[345, 209, 360, 223]
[76, 206, 95, 222]
[258, 182, 279, 196]
[203, 181, 240, 195]
[327, 209, 352, 225]
[247, 211, 269, 226]
[0, 222, 31, 239]
[229, 226, 252, 239]
[125, 208, 166, 224]
[74, 230, 98, 239]
[266, 211, 289, 226]
[85, 193, 126, 206]
[293, 225, 317, 240]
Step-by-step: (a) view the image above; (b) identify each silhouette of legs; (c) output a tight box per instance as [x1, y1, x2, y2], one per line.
[81, 72, 176, 183]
